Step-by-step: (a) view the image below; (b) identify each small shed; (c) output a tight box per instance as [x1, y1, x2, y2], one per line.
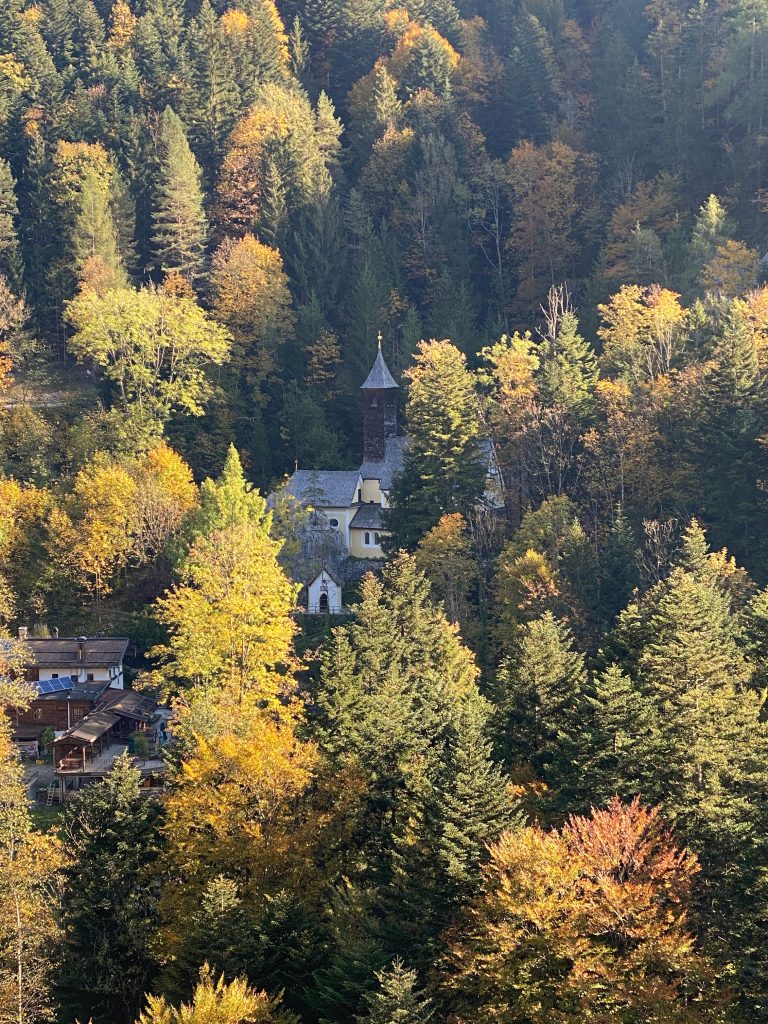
[53, 711, 120, 773]
[307, 567, 343, 614]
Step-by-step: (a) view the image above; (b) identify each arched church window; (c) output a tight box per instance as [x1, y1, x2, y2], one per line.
[365, 532, 370, 544]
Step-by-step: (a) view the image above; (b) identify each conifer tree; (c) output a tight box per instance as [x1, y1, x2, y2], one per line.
[386, 340, 485, 549]
[536, 309, 598, 419]
[431, 701, 518, 904]
[188, 0, 240, 184]
[567, 664, 655, 812]
[356, 961, 434, 1024]
[72, 167, 128, 291]
[137, 966, 296, 1024]
[688, 194, 733, 287]
[152, 106, 208, 284]
[57, 752, 162, 1024]
[492, 611, 587, 778]
[0, 159, 22, 288]
[596, 510, 639, 625]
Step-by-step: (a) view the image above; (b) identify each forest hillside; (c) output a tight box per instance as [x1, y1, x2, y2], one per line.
[3, 1, 768, 1023]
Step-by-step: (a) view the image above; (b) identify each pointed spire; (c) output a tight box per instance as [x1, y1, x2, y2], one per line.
[361, 336, 399, 390]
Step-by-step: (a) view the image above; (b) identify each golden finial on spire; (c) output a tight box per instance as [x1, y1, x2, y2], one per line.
[377, 330, 383, 349]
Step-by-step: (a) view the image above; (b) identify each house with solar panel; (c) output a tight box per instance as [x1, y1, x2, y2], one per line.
[10, 632, 131, 755]
[280, 341, 504, 613]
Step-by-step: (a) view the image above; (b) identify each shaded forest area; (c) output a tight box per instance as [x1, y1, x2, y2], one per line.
[5, 1, 768, 1024]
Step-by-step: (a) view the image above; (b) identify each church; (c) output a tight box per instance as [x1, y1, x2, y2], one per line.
[283, 343, 503, 614]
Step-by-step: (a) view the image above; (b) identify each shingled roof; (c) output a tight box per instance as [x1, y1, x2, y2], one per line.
[284, 470, 361, 508]
[360, 347, 399, 390]
[25, 637, 129, 668]
[349, 504, 385, 530]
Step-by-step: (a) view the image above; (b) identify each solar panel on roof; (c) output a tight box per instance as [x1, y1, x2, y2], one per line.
[36, 675, 75, 694]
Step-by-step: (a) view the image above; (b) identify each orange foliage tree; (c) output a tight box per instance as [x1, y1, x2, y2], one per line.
[440, 797, 725, 1024]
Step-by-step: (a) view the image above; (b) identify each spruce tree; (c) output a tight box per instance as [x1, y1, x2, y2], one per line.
[0, 159, 23, 288]
[152, 106, 208, 284]
[596, 510, 638, 625]
[491, 611, 587, 778]
[536, 310, 598, 420]
[56, 752, 163, 1024]
[431, 700, 518, 903]
[386, 340, 485, 550]
[355, 961, 434, 1024]
[567, 664, 656, 812]
[688, 194, 733, 288]
[188, 0, 240, 184]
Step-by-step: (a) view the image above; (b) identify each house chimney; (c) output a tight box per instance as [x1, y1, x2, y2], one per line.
[76, 636, 87, 662]
[18, 626, 28, 641]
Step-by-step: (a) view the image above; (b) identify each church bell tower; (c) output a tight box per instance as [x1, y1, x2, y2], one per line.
[361, 335, 399, 461]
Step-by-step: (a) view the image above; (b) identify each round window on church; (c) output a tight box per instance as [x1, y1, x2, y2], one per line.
[329, 518, 339, 528]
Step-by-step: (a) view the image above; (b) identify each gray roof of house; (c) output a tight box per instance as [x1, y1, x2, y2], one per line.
[36, 682, 111, 703]
[349, 504, 385, 530]
[360, 348, 399, 390]
[284, 470, 361, 508]
[25, 637, 129, 668]
[359, 434, 407, 491]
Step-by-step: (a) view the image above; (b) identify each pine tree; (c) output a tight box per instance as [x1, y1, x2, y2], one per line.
[152, 106, 208, 284]
[386, 340, 485, 550]
[0, 159, 23, 288]
[356, 961, 434, 1024]
[57, 752, 162, 1024]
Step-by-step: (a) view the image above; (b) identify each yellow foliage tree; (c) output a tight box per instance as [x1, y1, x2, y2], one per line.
[506, 140, 597, 312]
[161, 704, 318, 916]
[153, 516, 298, 704]
[209, 233, 295, 390]
[130, 443, 199, 565]
[701, 240, 759, 299]
[66, 457, 138, 601]
[215, 85, 335, 237]
[597, 283, 687, 384]
[415, 513, 478, 639]
[137, 965, 296, 1024]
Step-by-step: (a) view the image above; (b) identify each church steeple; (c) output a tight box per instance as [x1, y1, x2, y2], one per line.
[361, 336, 398, 461]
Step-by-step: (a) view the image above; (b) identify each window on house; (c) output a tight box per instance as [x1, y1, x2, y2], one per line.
[374, 532, 381, 544]
[86, 672, 94, 682]
[370, 395, 378, 407]
[73, 707, 85, 721]
[365, 532, 370, 545]
[33, 708, 42, 720]
[51, 673, 58, 679]
[357, 489, 362, 502]
[329, 518, 339, 528]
